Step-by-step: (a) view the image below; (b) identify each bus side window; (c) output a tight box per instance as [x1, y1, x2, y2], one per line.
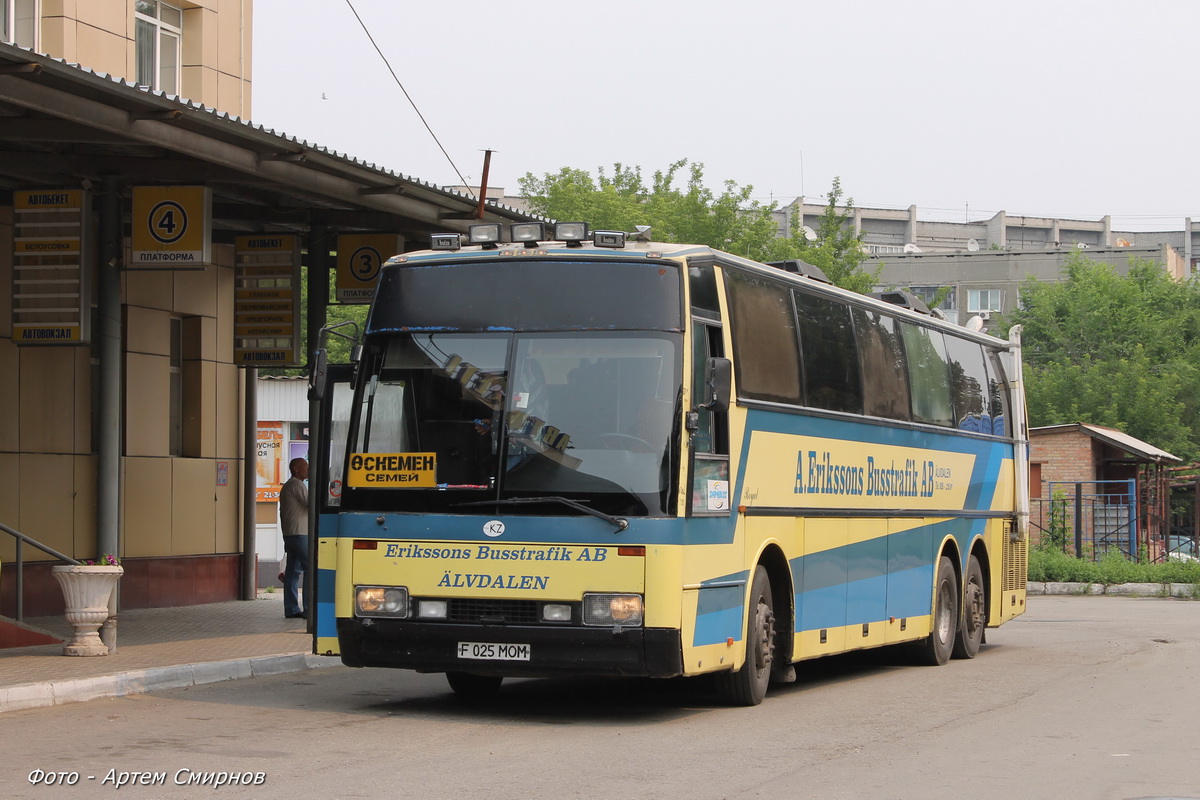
[986, 350, 1011, 436]
[724, 270, 802, 405]
[691, 322, 727, 454]
[852, 307, 911, 421]
[900, 322, 953, 427]
[794, 289, 863, 415]
[944, 336, 990, 432]
[690, 321, 730, 515]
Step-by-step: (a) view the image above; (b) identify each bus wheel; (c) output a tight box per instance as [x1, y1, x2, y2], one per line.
[446, 672, 503, 699]
[910, 555, 957, 666]
[715, 565, 774, 706]
[953, 555, 985, 659]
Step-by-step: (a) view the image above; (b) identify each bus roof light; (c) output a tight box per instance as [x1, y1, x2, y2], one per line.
[594, 230, 626, 248]
[468, 223, 503, 248]
[430, 233, 462, 251]
[554, 222, 589, 245]
[510, 222, 546, 246]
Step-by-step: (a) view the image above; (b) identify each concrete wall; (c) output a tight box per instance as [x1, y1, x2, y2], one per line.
[1, 230, 246, 613]
[870, 245, 1184, 328]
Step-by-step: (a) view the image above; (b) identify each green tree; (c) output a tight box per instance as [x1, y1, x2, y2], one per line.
[996, 254, 1200, 461]
[763, 176, 879, 294]
[519, 162, 878, 292]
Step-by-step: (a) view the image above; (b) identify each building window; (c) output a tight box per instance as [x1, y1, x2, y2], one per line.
[135, 0, 182, 95]
[967, 288, 1003, 313]
[2, 0, 38, 48]
[910, 285, 957, 311]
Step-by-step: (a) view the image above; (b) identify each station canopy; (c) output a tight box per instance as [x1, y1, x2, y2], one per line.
[0, 41, 532, 244]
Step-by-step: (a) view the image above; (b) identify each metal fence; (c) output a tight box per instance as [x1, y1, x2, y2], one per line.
[1030, 480, 1137, 560]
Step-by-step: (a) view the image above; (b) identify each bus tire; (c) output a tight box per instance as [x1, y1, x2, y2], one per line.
[446, 672, 504, 699]
[910, 555, 957, 667]
[715, 565, 774, 706]
[953, 555, 985, 659]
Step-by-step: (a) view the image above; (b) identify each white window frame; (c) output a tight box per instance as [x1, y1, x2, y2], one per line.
[967, 288, 1003, 313]
[135, 0, 182, 95]
[3, 0, 39, 49]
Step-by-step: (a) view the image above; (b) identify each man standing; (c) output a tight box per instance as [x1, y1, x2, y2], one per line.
[279, 457, 309, 619]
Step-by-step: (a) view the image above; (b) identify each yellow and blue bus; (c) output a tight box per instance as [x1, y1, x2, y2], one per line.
[309, 221, 1029, 705]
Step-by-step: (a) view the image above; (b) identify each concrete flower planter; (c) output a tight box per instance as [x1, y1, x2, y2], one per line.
[50, 565, 123, 656]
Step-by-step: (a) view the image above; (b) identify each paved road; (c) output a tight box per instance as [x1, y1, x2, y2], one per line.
[3, 596, 1198, 800]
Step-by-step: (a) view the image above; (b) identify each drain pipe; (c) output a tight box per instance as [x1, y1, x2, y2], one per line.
[96, 177, 123, 652]
[241, 367, 257, 600]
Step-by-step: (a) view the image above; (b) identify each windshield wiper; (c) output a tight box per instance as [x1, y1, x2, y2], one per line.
[452, 496, 629, 532]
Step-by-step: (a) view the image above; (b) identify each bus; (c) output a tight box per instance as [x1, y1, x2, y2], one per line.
[308, 221, 1029, 706]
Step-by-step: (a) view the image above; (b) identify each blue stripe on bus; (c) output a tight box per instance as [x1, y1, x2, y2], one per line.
[330, 510, 733, 547]
[315, 567, 337, 641]
[693, 583, 747, 646]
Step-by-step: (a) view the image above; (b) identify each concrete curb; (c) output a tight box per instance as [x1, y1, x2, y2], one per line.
[1028, 581, 1199, 598]
[0, 653, 343, 714]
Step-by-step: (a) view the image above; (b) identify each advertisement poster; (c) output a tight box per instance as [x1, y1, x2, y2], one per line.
[256, 421, 284, 502]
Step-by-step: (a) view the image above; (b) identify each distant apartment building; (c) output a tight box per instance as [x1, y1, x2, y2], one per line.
[782, 200, 1197, 328]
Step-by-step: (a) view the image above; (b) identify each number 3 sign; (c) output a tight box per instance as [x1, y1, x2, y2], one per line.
[336, 234, 403, 303]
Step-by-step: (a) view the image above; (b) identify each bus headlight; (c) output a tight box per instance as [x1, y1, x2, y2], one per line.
[582, 593, 643, 627]
[355, 586, 409, 618]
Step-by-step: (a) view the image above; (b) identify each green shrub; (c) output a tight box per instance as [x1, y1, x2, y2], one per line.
[1029, 547, 1200, 586]
[1029, 548, 1102, 583]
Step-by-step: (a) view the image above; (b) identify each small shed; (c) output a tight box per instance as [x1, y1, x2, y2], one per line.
[1029, 423, 1182, 561]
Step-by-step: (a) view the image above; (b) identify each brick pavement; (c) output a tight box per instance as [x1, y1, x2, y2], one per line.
[0, 591, 339, 714]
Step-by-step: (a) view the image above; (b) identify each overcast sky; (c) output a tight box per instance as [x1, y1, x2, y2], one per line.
[252, 0, 1198, 232]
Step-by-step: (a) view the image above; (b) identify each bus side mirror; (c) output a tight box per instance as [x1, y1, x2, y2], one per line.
[702, 357, 731, 413]
[308, 349, 328, 402]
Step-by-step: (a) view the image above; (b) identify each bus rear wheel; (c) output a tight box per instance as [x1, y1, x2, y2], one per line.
[446, 672, 504, 699]
[910, 555, 957, 666]
[715, 565, 774, 706]
[953, 555, 985, 659]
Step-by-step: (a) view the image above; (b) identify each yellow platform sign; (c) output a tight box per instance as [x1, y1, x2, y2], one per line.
[336, 234, 403, 303]
[131, 186, 211, 268]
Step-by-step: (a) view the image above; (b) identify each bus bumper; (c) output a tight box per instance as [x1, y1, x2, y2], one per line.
[337, 618, 683, 678]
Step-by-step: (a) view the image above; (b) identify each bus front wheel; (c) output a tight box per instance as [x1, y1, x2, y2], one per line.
[446, 672, 504, 699]
[911, 555, 957, 666]
[715, 565, 774, 706]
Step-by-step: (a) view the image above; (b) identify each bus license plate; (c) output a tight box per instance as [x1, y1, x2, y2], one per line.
[457, 642, 531, 661]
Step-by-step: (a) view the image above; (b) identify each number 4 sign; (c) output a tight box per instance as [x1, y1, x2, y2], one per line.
[131, 186, 212, 268]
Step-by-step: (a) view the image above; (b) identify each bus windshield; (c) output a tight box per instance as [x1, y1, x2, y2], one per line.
[346, 331, 681, 518]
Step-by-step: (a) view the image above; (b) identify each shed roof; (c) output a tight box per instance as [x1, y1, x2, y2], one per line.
[1031, 423, 1182, 464]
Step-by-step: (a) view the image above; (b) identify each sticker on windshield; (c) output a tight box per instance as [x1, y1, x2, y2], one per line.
[348, 453, 437, 488]
[706, 480, 730, 511]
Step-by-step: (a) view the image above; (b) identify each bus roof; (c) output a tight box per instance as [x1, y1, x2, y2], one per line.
[384, 240, 1015, 349]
